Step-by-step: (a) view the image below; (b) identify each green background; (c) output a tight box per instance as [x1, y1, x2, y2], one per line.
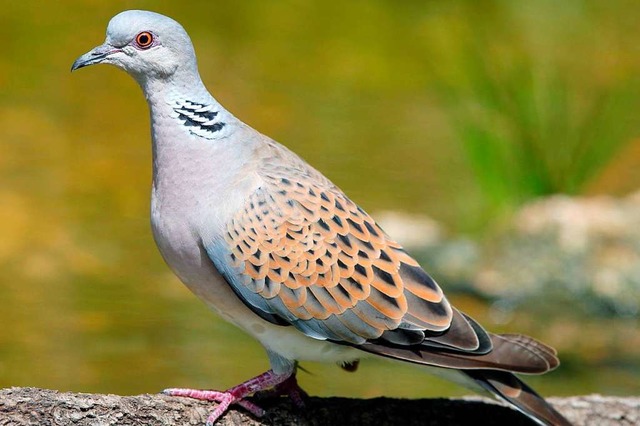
[1, 0, 639, 399]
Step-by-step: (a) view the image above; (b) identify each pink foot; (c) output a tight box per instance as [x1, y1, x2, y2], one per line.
[163, 369, 295, 425]
[254, 374, 308, 408]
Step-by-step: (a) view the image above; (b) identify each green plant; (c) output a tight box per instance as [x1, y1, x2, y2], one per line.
[425, 1, 640, 212]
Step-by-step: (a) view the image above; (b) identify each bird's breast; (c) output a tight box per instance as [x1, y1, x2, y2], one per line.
[148, 131, 266, 326]
[150, 184, 232, 315]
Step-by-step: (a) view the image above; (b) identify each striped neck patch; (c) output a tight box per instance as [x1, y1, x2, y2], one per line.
[170, 99, 226, 140]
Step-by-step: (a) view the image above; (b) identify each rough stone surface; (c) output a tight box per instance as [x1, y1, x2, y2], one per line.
[1, 387, 638, 425]
[377, 193, 640, 318]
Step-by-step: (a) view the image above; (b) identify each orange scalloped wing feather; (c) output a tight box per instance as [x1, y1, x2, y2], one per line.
[222, 168, 452, 344]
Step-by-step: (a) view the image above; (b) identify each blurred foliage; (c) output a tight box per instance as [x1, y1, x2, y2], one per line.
[426, 2, 640, 217]
[0, 0, 639, 402]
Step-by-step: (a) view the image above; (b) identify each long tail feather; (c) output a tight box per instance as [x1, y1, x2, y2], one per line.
[359, 332, 559, 374]
[357, 332, 571, 425]
[464, 370, 571, 426]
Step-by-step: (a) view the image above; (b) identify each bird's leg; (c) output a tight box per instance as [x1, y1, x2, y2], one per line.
[253, 373, 308, 408]
[275, 374, 308, 408]
[164, 369, 293, 425]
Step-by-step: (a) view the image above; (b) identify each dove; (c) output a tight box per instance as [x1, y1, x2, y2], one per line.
[72, 10, 571, 426]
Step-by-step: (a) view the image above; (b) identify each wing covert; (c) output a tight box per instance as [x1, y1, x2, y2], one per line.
[207, 164, 455, 345]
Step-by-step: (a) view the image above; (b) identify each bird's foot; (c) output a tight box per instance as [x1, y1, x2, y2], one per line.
[254, 374, 308, 408]
[163, 369, 293, 425]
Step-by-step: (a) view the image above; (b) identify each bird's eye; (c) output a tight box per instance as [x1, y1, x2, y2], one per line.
[135, 31, 154, 49]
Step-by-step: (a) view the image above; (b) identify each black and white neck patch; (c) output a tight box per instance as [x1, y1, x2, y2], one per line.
[170, 100, 226, 140]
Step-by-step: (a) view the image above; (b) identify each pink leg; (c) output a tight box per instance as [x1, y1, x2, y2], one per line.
[164, 369, 294, 426]
[254, 374, 308, 408]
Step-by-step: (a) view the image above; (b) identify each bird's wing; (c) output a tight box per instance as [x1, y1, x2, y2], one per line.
[206, 146, 476, 345]
[204, 146, 558, 373]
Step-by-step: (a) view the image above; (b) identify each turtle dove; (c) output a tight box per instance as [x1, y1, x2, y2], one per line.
[72, 10, 571, 426]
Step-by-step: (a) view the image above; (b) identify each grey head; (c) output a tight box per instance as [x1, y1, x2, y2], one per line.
[72, 10, 199, 86]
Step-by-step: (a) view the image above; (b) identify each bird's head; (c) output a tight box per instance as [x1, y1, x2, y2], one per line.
[72, 10, 197, 84]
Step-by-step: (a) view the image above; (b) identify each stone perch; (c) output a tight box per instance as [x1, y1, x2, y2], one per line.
[1, 387, 638, 425]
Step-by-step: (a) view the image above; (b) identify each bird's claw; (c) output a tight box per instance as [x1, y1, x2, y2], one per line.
[163, 369, 294, 425]
[163, 387, 266, 424]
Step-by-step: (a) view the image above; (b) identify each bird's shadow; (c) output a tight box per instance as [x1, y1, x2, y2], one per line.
[253, 396, 537, 426]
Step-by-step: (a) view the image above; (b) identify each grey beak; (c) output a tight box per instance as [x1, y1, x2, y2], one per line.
[71, 43, 119, 71]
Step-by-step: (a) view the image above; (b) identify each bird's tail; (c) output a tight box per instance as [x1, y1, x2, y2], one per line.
[463, 369, 571, 426]
[359, 331, 572, 425]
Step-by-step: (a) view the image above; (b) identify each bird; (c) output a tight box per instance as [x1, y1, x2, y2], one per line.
[71, 10, 571, 426]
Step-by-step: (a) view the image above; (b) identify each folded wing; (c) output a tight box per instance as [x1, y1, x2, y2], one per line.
[205, 158, 558, 373]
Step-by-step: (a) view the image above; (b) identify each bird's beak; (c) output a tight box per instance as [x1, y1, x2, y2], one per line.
[71, 43, 119, 72]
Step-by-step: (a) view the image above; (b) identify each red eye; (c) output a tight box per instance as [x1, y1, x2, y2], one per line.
[135, 31, 154, 48]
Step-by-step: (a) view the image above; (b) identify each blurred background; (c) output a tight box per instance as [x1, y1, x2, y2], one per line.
[1, 0, 639, 400]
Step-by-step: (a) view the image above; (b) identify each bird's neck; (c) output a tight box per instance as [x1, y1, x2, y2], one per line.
[141, 72, 250, 194]
[142, 72, 238, 142]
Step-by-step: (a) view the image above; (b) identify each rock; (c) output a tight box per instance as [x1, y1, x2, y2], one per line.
[477, 193, 640, 317]
[1, 387, 637, 426]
